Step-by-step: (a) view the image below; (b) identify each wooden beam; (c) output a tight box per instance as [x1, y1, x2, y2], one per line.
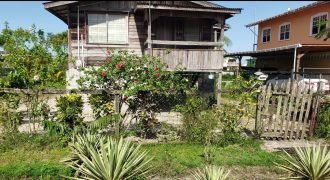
[136, 4, 241, 14]
[145, 40, 224, 46]
[43, 1, 77, 9]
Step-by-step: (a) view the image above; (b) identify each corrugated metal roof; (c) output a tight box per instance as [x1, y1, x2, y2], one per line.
[245, 1, 329, 27]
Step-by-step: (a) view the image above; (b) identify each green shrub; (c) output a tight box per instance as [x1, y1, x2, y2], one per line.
[88, 92, 115, 119]
[43, 93, 85, 136]
[316, 103, 330, 139]
[0, 93, 23, 133]
[174, 90, 216, 144]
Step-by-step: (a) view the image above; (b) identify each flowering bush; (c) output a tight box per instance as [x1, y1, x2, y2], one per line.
[78, 50, 189, 138]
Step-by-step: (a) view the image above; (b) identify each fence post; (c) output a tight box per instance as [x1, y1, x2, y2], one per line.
[114, 94, 120, 138]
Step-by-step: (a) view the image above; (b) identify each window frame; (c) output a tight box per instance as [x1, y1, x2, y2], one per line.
[261, 27, 271, 43]
[278, 22, 291, 41]
[310, 12, 328, 36]
[86, 12, 129, 45]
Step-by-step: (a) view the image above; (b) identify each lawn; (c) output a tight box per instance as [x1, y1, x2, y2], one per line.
[0, 133, 285, 179]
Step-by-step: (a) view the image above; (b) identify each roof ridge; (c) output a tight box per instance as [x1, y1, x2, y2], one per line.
[246, 1, 328, 27]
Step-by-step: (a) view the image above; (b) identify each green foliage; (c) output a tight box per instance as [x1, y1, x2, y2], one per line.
[192, 166, 230, 180]
[216, 104, 248, 147]
[275, 144, 330, 179]
[0, 93, 22, 133]
[0, 23, 67, 89]
[315, 19, 330, 41]
[88, 92, 115, 119]
[65, 135, 152, 180]
[79, 50, 189, 138]
[43, 93, 85, 136]
[315, 102, 330, 139]
[174, 90, 215, 144]
[0, 162, 72, 179]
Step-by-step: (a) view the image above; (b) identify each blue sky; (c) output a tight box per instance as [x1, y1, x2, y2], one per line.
[0, 1, 315, 53]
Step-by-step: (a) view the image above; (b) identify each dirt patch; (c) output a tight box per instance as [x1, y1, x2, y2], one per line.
[261, 139, 330, 152]
[150, 166, 284, 180]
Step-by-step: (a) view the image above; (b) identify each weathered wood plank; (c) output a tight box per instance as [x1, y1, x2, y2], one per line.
[273, 82, 284, 133]
[297, 86, 308, 139]
[284, 82, 297, 140]
[289, 82, 303, 139]
[279, 80, 291, 138]
[301, 90, 313, 139]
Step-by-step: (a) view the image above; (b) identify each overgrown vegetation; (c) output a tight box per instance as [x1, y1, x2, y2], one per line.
[0, 23, 68, 89]
[78, 50, 189, 138]
[316, 101, 330, 139]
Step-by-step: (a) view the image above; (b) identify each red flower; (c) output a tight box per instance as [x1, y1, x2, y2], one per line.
[154, 67, 159, 71]
[101, 71, 107, 77]
[154, 73, 160, 78]
[116, 63, 125, 68]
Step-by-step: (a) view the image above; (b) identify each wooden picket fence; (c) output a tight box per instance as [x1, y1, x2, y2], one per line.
[256, 81, 320, 140]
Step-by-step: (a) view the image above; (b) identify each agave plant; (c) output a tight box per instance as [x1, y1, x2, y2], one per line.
[65, 135, 152, 180]
[275, 144, 330, 180]
[192, 165, 230, 180]
[62, 132, 105, 166]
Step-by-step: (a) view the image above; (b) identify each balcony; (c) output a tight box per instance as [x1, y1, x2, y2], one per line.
[146, 48, 224, 72]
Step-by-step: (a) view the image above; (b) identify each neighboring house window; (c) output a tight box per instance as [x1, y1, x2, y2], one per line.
[279, 23, 290, 40]
[88, 13, 128, 44]
[311, 12, 328, 35]
[262, 28, 271, 43]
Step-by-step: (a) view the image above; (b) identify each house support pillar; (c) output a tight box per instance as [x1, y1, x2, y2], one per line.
[238, 56, 242, 77]
[295, 50, 306, 80]
[216, 71, 222, 106]
[216, 23, 225, 106]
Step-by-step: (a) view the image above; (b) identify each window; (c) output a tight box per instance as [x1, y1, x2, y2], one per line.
[279, 23, 290, 40]
[311, 13, 328, 35]
[88, 13, 128, 44]
[262, 28, 271, 43]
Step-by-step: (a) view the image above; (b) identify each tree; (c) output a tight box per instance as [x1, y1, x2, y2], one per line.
[0, 23, 68, 89]
[78, 50, 189, 138]
[224, 36, 232, 47]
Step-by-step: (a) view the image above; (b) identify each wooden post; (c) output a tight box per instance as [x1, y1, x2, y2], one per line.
[114, 94, 120, 138]
[220, 26, 224, 51]
[238, 56, 242, 77]
[214, 29, 218, 50]
[216, 71, 222, 106]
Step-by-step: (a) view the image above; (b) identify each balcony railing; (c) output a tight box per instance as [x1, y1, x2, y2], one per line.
[144, 40, 224, 47]
[146, 48, 224, 71]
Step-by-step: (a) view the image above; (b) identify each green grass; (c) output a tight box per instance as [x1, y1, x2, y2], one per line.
[0, 133, 283, 178]
[142, 139, 283, 177]
[0, 133, 72, 179]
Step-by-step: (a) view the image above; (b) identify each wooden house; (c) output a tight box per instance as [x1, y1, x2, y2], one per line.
[226, 1, 330, 80]
[43, 1, 241, 92]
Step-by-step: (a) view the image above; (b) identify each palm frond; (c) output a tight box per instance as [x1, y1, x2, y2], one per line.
[87, 113, 121, 131]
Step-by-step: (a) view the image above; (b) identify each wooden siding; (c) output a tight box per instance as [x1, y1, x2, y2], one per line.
[148, 48, 224, 71]
[69, 12, 145, 66]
